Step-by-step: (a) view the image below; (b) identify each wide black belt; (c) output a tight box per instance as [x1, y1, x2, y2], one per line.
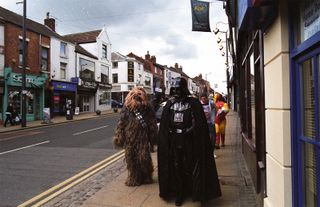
[169, 126, 194, 134]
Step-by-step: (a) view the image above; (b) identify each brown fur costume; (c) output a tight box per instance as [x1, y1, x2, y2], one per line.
[113, 87, 158, 186]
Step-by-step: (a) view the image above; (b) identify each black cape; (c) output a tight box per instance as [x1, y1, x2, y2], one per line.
[157, 96, 221, 202]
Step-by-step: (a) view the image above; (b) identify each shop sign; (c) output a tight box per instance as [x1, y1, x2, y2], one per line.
[52, 81, 77, 92]
[5, 68, 47, 87]
[301, 0, 320, 41]
[82, 81, 97, 89]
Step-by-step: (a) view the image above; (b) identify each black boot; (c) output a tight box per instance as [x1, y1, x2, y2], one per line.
[175, 196, 183, 206]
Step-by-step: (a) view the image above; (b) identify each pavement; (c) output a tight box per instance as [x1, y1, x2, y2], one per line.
[2, 110, 261, 207]
[79, 111, 261, 207]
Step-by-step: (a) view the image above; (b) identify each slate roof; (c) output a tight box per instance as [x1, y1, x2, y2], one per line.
[63, 30, 101, 44]
[75, 44, 98, 59]
[0, 6, 63, 39]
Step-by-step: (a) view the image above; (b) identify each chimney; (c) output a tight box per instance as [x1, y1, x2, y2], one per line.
[44, 12, 55, 32]
[151, 55, 156, 63]
[174, 63, 179, 69]
[145, 51, 150, 60]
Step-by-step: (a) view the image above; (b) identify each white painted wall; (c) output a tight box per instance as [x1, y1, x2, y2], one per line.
[164, 68, 180, 95]
[50, 38, 76, 81]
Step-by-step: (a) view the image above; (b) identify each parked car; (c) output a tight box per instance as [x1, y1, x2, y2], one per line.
[111, 99, 123, 112]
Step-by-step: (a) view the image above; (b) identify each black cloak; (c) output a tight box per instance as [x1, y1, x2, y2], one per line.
[157, 96, 221, 202]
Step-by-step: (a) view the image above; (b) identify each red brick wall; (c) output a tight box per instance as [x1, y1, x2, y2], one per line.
[4, 22, 50, 75]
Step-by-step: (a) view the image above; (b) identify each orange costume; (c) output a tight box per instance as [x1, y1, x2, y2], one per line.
[214, 93, 229, 148]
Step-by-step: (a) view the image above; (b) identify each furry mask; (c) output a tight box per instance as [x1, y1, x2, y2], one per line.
[124, 87, 148, 111]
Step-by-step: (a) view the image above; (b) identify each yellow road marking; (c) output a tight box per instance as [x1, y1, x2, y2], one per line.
[18, 150, 125, 207]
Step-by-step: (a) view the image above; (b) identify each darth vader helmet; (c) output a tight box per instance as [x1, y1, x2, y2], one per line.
[170, 77, 191, 98]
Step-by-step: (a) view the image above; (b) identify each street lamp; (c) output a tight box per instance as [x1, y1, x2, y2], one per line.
[16, 0, 27, 127]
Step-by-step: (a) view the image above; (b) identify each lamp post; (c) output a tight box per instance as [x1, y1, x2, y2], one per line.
[16, 0, 27, 127]
[213, 22, 230, 105]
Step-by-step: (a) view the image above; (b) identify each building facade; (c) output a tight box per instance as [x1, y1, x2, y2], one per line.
[111, 52, 153, 102]
[226, 0, 320, 206]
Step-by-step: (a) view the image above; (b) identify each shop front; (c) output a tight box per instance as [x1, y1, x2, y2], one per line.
[290, 1, 320, 206]
[77, 80, 97, 113]
[3, 67, 47, 121]
[96, 82, 112, 111]
[51, 80, 77, 116]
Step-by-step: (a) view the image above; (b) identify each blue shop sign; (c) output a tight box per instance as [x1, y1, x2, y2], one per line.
[52, 81, 77, 92]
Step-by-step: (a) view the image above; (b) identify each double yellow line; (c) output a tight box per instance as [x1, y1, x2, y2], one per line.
[18, 150, 125, 207]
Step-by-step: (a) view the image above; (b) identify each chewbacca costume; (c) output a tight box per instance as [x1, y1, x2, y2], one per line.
[113, 87, 158, 186]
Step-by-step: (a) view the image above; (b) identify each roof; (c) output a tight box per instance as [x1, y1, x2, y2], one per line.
[63, 30, 102, 44]
[111, 52, 127, 61]
[75, 44, 98, 59]
[127, 52, 152, 72]
[0, 6, 62, 39]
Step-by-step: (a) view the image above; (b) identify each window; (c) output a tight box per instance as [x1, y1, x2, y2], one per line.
[60, 42, 67, 57]
[128, 61, 134, 69]
[101, 73, 109, 84]
[80, 58, 95, 81]
[112, 62, 118, 68]
[145, 76, 151, 86]
[112, 74, 118, 83]
[19, 40, 28, 66]
[41, 47, 49, 71]
[102, 44, 107, 59]
[60, 62, 66, 79]
[101, 65, 109, 83]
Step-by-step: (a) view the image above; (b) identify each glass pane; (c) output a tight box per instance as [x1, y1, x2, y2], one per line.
[302, 142, 317, 207]
[301, 59, 316, 139]
[250, 54, 256, 143]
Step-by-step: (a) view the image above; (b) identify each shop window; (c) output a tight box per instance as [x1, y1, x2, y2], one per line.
[19, 40, 28, 66]
[41, 47, 49, 71]
[8, 89, 34, 115]
[302, 142, 317, 206]
[99, 90, 110, 105]
[60, 62, 66, 80]
[301, 59, 316, 139]
[291, 1, 320, 46]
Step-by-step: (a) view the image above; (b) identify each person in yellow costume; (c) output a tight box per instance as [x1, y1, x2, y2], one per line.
[214, 92, 229, 149]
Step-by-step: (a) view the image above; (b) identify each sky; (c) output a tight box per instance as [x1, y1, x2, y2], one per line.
[0, 0, 229, 93]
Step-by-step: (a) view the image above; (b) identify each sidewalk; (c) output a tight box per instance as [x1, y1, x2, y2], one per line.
[81, 111, 261, 207]
[0, 109, 114, 134]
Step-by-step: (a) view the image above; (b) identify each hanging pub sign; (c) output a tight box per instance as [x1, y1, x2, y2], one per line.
[190, 0, 211, 32]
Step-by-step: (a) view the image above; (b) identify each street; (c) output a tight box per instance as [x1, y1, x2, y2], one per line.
[0, 114, 120, 207]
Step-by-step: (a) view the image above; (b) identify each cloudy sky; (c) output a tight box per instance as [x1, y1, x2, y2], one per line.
[0, 0, 229, 92]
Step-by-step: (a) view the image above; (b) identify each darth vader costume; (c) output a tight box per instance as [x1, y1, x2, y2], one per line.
[157, 78, 221, 206]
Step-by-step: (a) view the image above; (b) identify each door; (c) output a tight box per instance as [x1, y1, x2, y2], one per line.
[293, 49, 320, 207]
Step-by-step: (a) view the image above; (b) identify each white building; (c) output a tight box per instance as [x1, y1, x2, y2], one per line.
[63, 27, 112, 113]
[163, 66, 181, 96]
[111, 52, 153, 102]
